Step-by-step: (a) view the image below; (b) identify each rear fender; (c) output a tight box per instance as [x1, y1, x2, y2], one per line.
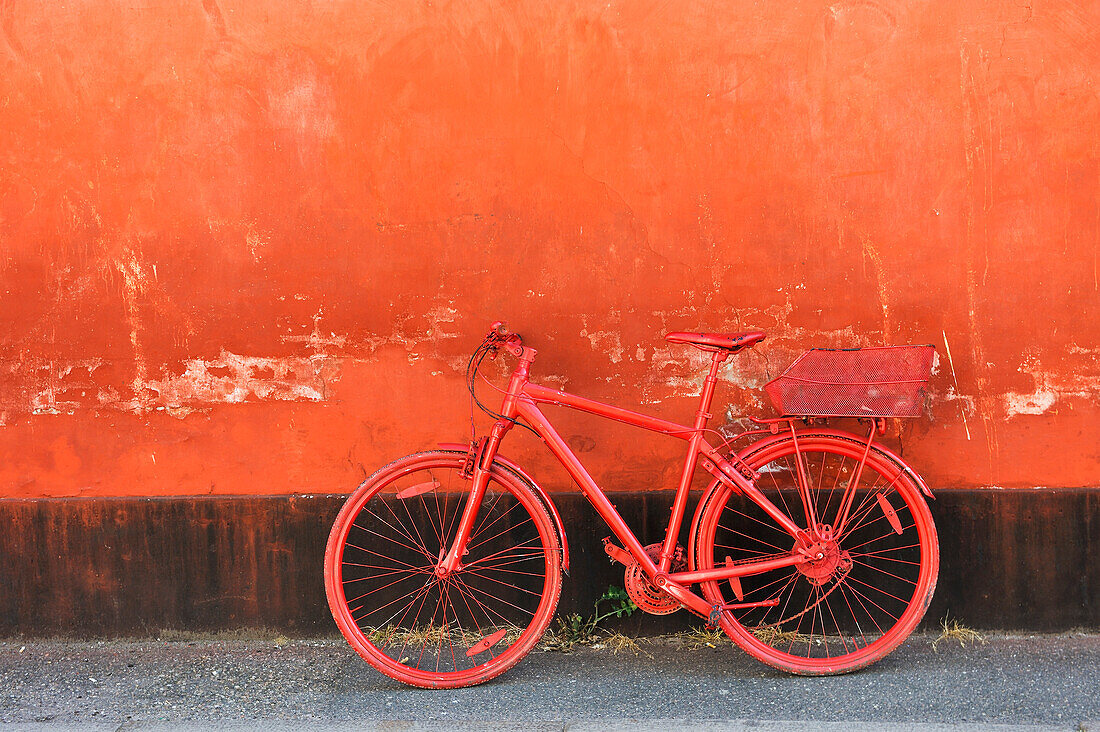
[438, 443, 569, 574]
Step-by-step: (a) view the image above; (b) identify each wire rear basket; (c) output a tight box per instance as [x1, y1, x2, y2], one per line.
[764, 345, 935, 418]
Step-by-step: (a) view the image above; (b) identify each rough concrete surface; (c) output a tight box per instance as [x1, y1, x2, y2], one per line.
[1, 634, 1098, 729]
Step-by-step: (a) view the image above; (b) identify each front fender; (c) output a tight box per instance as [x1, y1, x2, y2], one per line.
[438, 443, 570, 574]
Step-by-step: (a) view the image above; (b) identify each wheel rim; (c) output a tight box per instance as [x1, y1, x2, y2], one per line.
[697, 435, 938, 674]
[325, 453, 560, 687]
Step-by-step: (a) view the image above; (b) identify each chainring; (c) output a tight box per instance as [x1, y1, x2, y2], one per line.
[624, 543, 686, 615]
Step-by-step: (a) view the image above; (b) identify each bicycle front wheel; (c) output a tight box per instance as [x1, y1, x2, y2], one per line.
[324, 450, 562, 688]
[693, 432, 938, 675]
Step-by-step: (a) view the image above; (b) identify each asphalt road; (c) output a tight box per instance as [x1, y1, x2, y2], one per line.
[1, 633, 1098, 729]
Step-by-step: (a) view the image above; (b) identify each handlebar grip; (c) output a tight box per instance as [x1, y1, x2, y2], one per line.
[486, 321, 523, 350]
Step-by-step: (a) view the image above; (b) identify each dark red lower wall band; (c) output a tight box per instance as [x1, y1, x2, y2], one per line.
[1, 490, 1096, 637]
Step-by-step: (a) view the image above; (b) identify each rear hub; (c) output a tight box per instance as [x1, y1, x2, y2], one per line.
[795, 525, 852, 586]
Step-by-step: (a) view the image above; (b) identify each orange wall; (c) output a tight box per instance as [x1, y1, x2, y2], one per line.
[1, 0, 1097, 497]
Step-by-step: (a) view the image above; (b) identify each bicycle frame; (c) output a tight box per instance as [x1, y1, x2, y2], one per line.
[438, 341, 818, 620]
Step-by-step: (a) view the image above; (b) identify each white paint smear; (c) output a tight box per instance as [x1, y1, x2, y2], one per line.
[140, 351, 328, 407]
[1003, 353, 1100, 418]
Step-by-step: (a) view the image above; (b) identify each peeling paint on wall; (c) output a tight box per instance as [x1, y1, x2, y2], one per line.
[138, 351, 333, 412]
[1003, 354, 1100, 418]
[0, 352, 336, 419]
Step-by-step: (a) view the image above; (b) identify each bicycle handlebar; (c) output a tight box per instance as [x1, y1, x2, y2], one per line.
[485, 321, 523, 350]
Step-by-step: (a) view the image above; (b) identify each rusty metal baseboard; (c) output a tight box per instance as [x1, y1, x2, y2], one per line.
[1, 489, 1097, 637]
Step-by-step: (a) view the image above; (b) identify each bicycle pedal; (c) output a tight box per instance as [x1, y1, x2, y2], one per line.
[707, 605, 721, 628]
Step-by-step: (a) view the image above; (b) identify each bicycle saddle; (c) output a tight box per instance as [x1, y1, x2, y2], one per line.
[665, 330, 766, 353]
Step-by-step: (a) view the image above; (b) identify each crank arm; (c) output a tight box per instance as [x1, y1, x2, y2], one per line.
[602, 537, 633, 566]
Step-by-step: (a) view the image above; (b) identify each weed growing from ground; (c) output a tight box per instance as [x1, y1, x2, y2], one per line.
[932, 616, 986, 651]
[680, 626, 729, 649]
[539, 586, 638, 652]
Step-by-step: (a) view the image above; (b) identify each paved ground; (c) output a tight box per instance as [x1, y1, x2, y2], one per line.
[1, 633, 1098, 730]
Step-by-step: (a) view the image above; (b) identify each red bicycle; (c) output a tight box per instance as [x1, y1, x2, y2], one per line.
[325, 322, 939, 688]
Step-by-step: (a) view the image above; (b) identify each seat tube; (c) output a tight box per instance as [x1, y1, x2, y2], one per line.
[659, 350, 728, 573]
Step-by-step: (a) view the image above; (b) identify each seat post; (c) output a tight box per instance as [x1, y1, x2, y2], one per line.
[693, 350, 729, 430]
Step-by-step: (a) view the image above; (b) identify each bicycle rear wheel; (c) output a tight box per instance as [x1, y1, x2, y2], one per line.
[693, 432, 938, 674]
[324, 450, 562, 688]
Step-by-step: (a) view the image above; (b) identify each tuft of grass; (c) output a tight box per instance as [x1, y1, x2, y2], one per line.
[679, 626, 729, 650]
[366, 623, 522, 650]
[153, 627, 285, 642]
[539, 613, 597, 652]
[932, 617, 986, 652]
[600, 632, 653, 658]
[751, 626, 812, 647]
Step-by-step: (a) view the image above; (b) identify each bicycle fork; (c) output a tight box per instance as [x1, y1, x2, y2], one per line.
[437, 344, 537, 576]
[435, 421, 512, 576]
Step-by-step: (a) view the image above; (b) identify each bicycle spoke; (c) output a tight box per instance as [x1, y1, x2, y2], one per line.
[844, 524, 917, 553]
[465, 564, 549, 579]
[377, 498, 435, 559]
[463, 540, 545, 569]
[713, 526, 790, 554]
[743, 566, 800, 599]
[844, 573, 912, 609]
[399, 492, 438, 561]
[453, 576, 522, 629]
[357, 507, 435, 561]
[851, 559, 919, 586]
[768, 458, 802, 527]
[351, 521, 436, 560]
[839, 580, 890, 635]
[366, 578, 435, 640]
[353, 577, 433, 625]
[344, 571, 426, 606]
[468, 490, 505, 546]
[852, 547, 921, 564]
[344, 542, 429, 572]
[340, 562, 432, 578]
[464, 568, 544, 598]
[721, 501, 797, 538]
[419, 480, 446, 559]
[466, 512, 534, 556]
[455, 577, 540, 618]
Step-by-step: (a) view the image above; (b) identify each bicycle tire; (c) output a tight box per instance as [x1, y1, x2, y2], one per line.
[325, 450, 562, 688]
[692, 432, 938, 675]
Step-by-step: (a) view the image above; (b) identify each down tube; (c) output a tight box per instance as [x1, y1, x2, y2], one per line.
[515, 399, 657, 575]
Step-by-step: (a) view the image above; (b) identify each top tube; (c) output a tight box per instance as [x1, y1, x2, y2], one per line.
[522, 383, 697, 439]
